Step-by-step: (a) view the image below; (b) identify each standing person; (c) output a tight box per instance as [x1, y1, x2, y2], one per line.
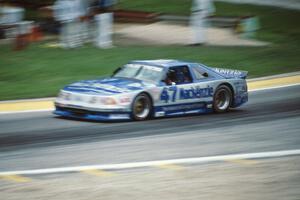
[190, 0, 215, 45]
[99, 0, 118, 12]
[53, 0, 82, 48]
[93, 0, 115, 48]
[76, 0, 90, 43]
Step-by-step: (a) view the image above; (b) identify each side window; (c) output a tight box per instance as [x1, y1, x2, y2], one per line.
[192, 67, 209, 80]
[165, 66, 193, 85]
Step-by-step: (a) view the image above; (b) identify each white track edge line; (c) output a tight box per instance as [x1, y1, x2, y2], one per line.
[0, 149, 299, 176]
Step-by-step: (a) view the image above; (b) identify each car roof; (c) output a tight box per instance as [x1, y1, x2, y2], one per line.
[129, 59, 197, 68]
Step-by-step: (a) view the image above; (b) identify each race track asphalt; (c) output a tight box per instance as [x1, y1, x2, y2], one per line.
[0, 85, 299, 171]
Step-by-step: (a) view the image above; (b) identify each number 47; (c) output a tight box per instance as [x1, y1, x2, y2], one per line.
[160, 86, 177, 103]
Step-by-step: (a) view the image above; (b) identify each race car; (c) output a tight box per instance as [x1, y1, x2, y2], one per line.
[54, 59, 248, 121]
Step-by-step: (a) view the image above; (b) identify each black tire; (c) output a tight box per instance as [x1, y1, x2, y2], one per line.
[131, 93, 152, 121]
[213, 85, 232, 113]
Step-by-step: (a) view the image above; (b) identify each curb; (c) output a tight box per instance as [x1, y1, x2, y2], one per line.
[0, 97, 55, 104]
[247, 71, 300, 82]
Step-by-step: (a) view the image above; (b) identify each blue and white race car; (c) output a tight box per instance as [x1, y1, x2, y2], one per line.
[54, 59, 248, 121]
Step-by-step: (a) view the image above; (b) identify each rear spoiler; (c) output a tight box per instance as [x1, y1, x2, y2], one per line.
[209, 67, 248, 79]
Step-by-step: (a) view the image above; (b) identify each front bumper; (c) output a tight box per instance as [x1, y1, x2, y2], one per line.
[54, 105, 131, 121]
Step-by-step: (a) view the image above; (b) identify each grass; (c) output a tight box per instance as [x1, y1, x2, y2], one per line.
[0, 1, 300, 100]
[0, 44, 299, 100]
[117, 0, 192, 15]
[118, 1, 300, 44]
[214, 2, 300, 44]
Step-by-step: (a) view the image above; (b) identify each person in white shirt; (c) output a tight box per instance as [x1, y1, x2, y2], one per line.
[76, 0, 91, 43]
[53, 0, 83, 48]
[190, 0, 215, 45]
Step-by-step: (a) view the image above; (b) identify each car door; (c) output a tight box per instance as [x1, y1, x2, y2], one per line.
[187, 64, 215, 111]
[157, 65, 213, 116]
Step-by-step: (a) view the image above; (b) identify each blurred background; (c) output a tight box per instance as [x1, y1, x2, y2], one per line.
[0, 1, 300, 200]
[0, 0, 299, 100]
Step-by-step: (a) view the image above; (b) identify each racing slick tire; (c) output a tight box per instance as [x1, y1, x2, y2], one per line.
[213, 85, 232, 113]
[131, 93, 152, 121]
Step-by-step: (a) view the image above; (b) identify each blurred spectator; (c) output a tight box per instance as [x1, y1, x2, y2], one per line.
[53, 0, 84, 48]
[99, 0, 117, 12]
[76, 0, 90, 43]
[190, 0, 215, 45]
[94, 12, 113, 48]
[238, 15, 260, 39]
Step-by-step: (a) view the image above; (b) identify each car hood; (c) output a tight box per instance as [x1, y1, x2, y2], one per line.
[63, 77, 152, 95]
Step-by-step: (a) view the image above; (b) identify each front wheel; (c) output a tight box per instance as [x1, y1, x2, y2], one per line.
[131, 93, 152, 121]
[213, 85, 232, 113]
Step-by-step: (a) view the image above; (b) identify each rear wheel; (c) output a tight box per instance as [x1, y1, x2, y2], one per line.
[213, 85, 232, 113]
[132, 93, 152, 121]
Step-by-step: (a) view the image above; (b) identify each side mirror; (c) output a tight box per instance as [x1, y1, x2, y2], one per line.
[203, 72, 209, 77]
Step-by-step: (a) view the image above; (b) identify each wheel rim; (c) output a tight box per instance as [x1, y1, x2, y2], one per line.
[134, 96, 150, 119]
[215, 89, 230, 110]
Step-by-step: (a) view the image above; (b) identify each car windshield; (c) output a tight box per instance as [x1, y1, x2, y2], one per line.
[113, 64, 163, 83]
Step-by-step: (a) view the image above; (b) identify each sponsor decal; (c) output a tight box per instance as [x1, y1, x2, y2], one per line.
[213, 68, 243, 77]
[109, 114, 130, 119]
[119, 96, 131, 104]
[160, 86, 177, 103]
[179, 86, 213, 100]
[234, 82, 247, 95]
[161, 103, 206, 112]
[89, 96, 97, 104]
[160, 86, 213, 103]
[155, 111, 165, 117]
